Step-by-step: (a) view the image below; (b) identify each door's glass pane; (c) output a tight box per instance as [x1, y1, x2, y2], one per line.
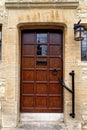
[37, 34, 47, 43]
[37, 45, 47, 56]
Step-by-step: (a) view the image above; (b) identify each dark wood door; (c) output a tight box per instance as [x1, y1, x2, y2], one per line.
[20, 29, 63, 113]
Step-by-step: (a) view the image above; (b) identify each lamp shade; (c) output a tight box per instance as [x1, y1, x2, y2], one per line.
[74, 24, 84, 41]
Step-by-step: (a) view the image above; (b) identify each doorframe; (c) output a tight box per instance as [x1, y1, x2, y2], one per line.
[18, 23, 66, 119]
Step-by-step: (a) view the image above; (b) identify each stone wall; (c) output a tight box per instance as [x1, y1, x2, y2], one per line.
[76, 1, 87, 130]
[0, 0, 87, 130]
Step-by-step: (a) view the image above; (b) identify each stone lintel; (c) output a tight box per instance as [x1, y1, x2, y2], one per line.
[5, 2, 79, 9]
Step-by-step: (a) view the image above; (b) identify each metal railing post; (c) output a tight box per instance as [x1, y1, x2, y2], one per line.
[59, 70, 75, 118]
[69, 70, 75, 118]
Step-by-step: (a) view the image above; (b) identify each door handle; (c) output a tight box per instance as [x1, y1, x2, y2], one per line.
[52, 68, 58, 75]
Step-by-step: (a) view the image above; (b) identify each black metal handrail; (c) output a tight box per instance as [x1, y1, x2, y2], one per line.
[59, 70, 75, 118]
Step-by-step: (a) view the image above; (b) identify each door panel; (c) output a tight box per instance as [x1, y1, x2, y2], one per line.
[22, 71, 35, 81]
[21, 29, 63, 113]
[22, 58, 35, 68]
[49, 83, 62, 94]
[49, 33, 62, 44]
[48, 96, 62, 107]
[22, 33, 35, 44]
[50, 58, 61, 68]
[23, 45, 34, 55]
[49, 46, 61, 55]
[36, 71, 48, 81]
[22, 96, 34, 107]
[36, 97, 47, 107]
[36, 83, 48, 94]
[22, 83, 34, 94]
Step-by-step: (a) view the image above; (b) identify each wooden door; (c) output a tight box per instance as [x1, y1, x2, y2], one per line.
[20, 29, 63, 113]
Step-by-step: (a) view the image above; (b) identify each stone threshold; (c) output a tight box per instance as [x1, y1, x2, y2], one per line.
[20, 113, 64, 122]
[5, 1, 79, 9]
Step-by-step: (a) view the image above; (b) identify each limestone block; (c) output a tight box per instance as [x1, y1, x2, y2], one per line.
[64, 62, 78, 82]
[0, 79, 6, 99]
[7, 28, 17, 44]
[6, 44, 17, 64]
[81, 68, 87, 81]
[2, 101, 18, 127]
[64, 101, 72, 121]
[65, 45, 76, 62]
[2, 101, 17, 115]
[8, 10, 18, 27]
[66, 122, 81, 130]
[82, 114, 87, 122]
[2, 114, 17, 127]
[3, 64, 17, 78]
[82, 103, 87, 124]
[6, 77, 18, 100]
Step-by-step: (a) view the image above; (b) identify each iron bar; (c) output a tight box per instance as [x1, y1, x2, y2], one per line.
[59, 70, 75, 118]
[69, 70, 75, 118]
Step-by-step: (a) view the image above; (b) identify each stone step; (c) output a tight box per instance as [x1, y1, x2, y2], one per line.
[17, 122, 66, 130]
[20, 113, 64, 122]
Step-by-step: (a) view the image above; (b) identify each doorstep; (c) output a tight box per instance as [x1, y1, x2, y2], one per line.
[17, 113, 65, 130]
[20, 113, 64, 122]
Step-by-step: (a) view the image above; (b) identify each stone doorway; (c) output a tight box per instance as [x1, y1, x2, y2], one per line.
[20, 29, 63, 113]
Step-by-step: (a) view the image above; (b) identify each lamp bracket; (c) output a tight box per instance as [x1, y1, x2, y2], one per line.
[74, 19, 82, 29]
[77, 19, 81, 24]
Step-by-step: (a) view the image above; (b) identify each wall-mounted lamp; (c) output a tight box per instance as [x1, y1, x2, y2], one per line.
[74, 20, 84, 41]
